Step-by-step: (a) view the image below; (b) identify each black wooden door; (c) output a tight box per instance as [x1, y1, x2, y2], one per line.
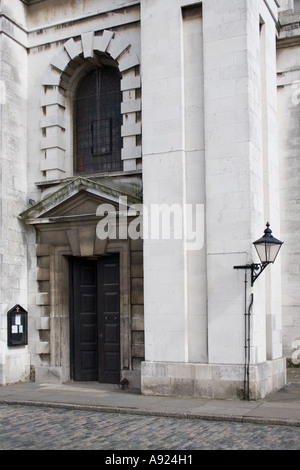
[72, 258, 98, 381]
[98, 255, 120, 383]
[71, 256, 120, 383]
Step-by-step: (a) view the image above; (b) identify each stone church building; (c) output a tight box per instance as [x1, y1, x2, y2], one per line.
[0, 0, 299, 400]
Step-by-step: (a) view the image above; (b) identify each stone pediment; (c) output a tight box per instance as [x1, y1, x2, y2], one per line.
[19, 177, 141, 225]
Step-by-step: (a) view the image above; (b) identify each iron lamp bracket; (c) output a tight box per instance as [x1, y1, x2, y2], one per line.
[233, 262, 269, 287]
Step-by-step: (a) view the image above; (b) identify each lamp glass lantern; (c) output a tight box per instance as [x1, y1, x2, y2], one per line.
[253, 222, 283, 265]
[234, 222, 284, 286]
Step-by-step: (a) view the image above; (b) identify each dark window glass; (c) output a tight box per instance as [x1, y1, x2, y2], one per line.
[75, 67, 122, 174]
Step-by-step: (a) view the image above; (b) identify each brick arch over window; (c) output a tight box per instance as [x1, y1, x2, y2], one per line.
[41, 30, 141, 180]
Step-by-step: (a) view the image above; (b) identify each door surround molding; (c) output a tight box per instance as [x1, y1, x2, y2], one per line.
[34, 239, 131, 384]
[19, 177, 141, 385]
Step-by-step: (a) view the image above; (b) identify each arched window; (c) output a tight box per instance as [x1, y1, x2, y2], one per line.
[75, 66, 122, 174]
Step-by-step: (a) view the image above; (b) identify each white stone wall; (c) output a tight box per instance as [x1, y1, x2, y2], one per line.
[183, 6, 207, 363]
[278, 0, 293, 11]
[204, 0, 255, 366]
[0, 0, 30, 384]
[277, 19, 300, 359]
[142, 0, 284, 398]
[206, 0, 282, 368]
[256, 1, 283, 363]
[142, 0, 207, 364]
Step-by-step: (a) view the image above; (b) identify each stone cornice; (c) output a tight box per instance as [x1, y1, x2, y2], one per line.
[277, 33, 300, 48]
[277, 19, 300, 48]
[3, 2, 140, 50]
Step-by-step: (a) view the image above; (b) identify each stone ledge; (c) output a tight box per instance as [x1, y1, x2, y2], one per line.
[36, 317, 50, 330]
[141, 359, 287, 400]
[35, 342, 50, 355]
[36, 292, 50, 306]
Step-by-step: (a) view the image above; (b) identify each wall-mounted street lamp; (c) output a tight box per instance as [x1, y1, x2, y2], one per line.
[234, 222, 284, 286]
[233, 222, 283, 400]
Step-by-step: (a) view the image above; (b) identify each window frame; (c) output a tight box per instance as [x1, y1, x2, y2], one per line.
[74, 65, 123, 175]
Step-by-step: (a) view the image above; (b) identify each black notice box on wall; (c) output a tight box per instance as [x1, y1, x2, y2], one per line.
[7, 305, 28, 347]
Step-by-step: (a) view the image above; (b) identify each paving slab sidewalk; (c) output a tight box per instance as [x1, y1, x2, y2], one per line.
[0, 369, 299, 427]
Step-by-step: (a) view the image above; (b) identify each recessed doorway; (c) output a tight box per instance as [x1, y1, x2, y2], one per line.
[70, 255, 120, 383]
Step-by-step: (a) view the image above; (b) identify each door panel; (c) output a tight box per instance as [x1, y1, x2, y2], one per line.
[98, 255, 120, 383]
[71, 256, 120, 383]
[73, 260, 98, 381]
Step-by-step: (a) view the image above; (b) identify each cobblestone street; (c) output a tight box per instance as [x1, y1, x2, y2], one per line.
[0, 404, 299, 451]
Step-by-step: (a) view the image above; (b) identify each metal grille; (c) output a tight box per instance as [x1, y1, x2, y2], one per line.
[75, 67, 122, 174]
[92, 119, 112, 156]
